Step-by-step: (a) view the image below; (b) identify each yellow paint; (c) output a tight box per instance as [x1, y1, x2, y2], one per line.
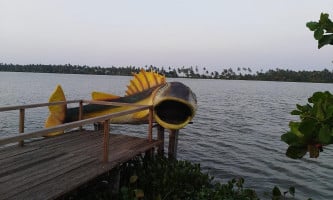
[125, 69, 165, 96]
[91, 91, 120, 101]
[44, 85, 66, 136]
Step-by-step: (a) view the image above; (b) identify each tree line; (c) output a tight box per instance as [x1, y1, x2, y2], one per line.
[1, 63, 333, 83]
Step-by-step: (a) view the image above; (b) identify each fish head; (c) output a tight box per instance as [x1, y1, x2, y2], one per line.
[153, 82, 197, 130]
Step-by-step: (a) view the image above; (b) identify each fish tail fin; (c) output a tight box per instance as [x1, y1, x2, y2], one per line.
[44, 85, 67, 136]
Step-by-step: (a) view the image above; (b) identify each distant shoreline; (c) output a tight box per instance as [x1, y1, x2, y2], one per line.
[1, 63, 333, 83]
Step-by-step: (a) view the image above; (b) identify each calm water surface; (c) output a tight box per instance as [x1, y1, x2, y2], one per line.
[1, 72, 333, 199]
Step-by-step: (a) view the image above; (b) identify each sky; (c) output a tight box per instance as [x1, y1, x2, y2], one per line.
[0, 0, 332, 72]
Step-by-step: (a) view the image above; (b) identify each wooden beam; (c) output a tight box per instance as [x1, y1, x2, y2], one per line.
[103, 120, 110, 162]
[83, 100, 148, 108]
[18, 108, 25, 147]
[157, 125, 165, 156]
[148, 107, 153, 142]
[79, 100, 83, 131]
[168, 129, 179, 159]
[0, 100, 81, 112]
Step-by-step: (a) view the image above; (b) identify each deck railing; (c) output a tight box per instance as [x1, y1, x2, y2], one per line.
[0, 100, 154, 162]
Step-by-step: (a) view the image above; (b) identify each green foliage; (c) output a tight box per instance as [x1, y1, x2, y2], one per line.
[3, 63, 333, 83]
[307, 13, 333, 48]
[118, 155, 258, 200]
[282, 91, 333, 159]
[63, 155, 310, 200]
[271, 186, 295, 200]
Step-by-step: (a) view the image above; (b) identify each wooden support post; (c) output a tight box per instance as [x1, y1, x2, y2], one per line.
[18, 108, 25, 147]
[148, 107, 153, 142]
[144, 107, 154, 157]
[168, 129, 179, 159]
[79, 100, 83, 130]
[157, 125, 165, 156]
[103, 119, 110, 162]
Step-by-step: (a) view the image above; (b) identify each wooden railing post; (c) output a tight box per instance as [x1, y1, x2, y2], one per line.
[168, 129, 179, 159]
[18, 108, 25, 146]
[79, 100, 83, 130]
[148, 106, 153, 142]
[157, 125, 165, 156]
[103, 119, 110, 162]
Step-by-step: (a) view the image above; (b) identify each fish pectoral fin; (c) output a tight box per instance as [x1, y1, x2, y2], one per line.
[91, 91, 120, 101]
[44, 85, 67, 137]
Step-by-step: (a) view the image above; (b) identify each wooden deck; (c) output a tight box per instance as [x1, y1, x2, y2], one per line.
[0, 130, 162, 200]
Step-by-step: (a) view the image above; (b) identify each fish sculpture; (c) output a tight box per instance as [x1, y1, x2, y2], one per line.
[45, 69, 197, 136]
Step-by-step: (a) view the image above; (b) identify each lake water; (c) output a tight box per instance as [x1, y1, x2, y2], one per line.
[1, 72, 333, 199]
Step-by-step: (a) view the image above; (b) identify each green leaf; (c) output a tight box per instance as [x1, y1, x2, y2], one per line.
[281, 132, 301, 145]
[314, 104, 325, 121]
[291, 110, 301, 115]
[319, 125, 331, 144]
[286, 146, 307, 159]
[272, 186, 282, 196]
[296, 104, 304, 111]
[318, 34, 333, 49]
[130, 175, 138, 184]
[320, 13, 329, 23]
[326, 105, 333, 118]
[289, 121, 303, 137]
[289, 186, 295, 196]
[309, 92, 325, 103]
[306, 21, 319, 31]
[299, 120, 317, 139]
[314, 28, 324, 40]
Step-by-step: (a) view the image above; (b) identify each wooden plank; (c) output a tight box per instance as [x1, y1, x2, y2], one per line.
[18, 108, 25, 146]
[9, 136, 161, 200]
[0, 151, 65, 177]
[0, 152, 90, 185]
[0, 146, 40, 160]
[109, 139, 162, 164]
[29, 131, 101, 151]
[103, 120, 110, 162]
[1, 155, 96, 200]
[0, 130, 162, 200]
[11, 161, 106, 200]
[168, 129, 179, 159]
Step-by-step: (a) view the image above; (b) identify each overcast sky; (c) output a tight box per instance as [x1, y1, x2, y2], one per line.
[0, 0, 332, 71]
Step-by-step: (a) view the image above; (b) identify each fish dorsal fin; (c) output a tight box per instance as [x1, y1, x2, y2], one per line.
[125, 69, 166, 96]
[92, 91, 120, 101]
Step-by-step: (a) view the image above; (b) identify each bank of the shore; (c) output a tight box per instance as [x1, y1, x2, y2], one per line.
[1, 63, 333, 83]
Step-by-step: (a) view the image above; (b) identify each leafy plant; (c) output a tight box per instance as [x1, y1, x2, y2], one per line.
[281, 91, 333, 159]
[118, 155, 258, 200]
[271, 186, 295, 200]
[307, 13, 333, 49]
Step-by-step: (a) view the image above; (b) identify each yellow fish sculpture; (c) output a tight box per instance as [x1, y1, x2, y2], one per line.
[45, 69, 197, 136]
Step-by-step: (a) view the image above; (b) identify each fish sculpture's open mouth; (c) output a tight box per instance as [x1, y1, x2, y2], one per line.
[154, 99, 193, 128]
[153, 82, 197, 130]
